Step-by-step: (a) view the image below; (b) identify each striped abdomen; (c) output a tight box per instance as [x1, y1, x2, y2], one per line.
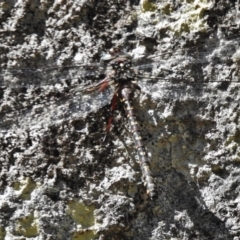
[120, 86, 158, 199]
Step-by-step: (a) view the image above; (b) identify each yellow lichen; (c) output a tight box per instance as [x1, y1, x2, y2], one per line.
[155, 0, 213, 35]
[67, 200, 98, 240]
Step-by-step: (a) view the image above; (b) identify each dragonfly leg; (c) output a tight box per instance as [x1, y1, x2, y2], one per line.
[106, 93, 118, 132]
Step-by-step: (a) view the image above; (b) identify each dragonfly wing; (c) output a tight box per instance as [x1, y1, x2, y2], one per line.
[0, 86, 114, 133]
[0, 64, 106, 88]
[132, 33, 240, 82]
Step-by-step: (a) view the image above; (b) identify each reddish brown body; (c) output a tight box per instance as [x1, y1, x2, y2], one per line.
[86, 48, 158, 199]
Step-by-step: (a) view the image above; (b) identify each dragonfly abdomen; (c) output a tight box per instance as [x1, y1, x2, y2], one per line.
[120, 89, 158, 200]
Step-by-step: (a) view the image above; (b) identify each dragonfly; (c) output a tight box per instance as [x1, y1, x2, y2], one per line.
[0, 33, 240, 134]
[0, 33, 239, 198]
[84, 47, 159, 199]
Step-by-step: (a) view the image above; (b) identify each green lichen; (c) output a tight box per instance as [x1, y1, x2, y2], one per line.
[160, 3, 172, 15]
[72, 229, 97, 240]
[225, 130, 240, 145]
[140, 0, 157, 12]
[168, 134, 181, 143]
[15, 212, 39, 237]
[11, 177, 37, 200]
[0, 226, 6, 240]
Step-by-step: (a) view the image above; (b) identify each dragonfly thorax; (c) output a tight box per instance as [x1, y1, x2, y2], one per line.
[110, 58, 136, 82]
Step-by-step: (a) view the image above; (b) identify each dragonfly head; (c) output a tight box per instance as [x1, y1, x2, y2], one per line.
[101, 47, 135, 81]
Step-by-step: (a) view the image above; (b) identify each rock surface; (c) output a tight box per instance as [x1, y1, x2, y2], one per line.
[0, 0, 239, 239]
